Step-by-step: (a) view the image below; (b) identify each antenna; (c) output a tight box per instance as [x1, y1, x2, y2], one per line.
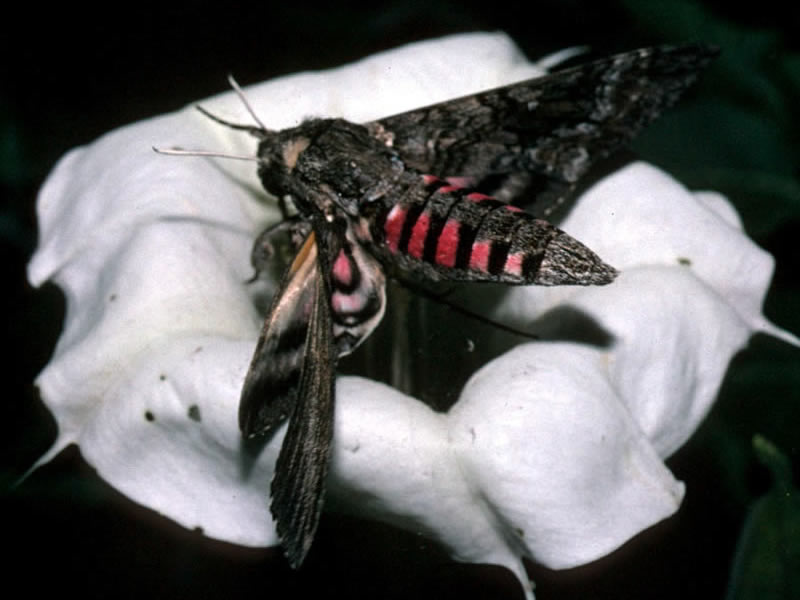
[154, 74, 275, 159]
[191, 75, 272, 139]
[227, 74, 269, 132]
[194, 105, 268, 138]
[152, 146, 261, 162]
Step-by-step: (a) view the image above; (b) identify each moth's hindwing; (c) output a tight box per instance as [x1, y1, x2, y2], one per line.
[329, 222, 387, 355]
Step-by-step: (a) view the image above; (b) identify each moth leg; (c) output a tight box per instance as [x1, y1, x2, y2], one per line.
[395, 275, 539, 341]
[277, 194, 292, 220]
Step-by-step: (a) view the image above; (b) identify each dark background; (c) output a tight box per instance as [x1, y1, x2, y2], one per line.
[2, 1, 799, 599]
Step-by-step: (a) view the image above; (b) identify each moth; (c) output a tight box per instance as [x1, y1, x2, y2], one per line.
[162, 42, 717, 567]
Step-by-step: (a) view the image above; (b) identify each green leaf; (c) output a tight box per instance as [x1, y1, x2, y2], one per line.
[726, 436, 800, 600]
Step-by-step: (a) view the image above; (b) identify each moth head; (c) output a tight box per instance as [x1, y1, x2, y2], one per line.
[153, 97, 279, 185]
[253, 129, 300, 199]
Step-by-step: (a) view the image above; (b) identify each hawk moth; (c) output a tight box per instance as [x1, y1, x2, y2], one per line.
[173, 42, 718, 567]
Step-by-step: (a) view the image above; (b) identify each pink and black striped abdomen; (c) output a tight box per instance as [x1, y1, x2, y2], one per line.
[367, 175, 617, 286]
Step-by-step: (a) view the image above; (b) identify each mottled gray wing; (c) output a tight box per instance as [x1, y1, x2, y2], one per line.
[369, 43, 717, 208]
[239, 232, 319, 438]
[269, 231, 336, 568]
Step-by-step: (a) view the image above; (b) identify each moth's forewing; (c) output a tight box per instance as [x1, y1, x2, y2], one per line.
[269, 246, 336, 568]
[370, 44, 718, 212]
[239, 232, 319, 438]
[239, 225, 342, 567]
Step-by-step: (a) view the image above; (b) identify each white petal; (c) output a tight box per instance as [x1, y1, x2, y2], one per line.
[450, 344, 684, 569]
[328, 345, 685, 584]
[562, 162, 782, 331]
[81, 336, 281, 545]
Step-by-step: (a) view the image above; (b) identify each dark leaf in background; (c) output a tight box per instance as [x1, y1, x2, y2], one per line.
[727, 436, 800, 600]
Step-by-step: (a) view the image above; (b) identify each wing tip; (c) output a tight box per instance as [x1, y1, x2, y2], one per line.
[270, 467, 326, 569]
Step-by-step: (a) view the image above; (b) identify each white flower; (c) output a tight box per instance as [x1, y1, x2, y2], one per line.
[27, 32, 798, 599]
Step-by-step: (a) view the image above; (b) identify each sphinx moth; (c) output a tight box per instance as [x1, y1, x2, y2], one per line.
[177, 42, 718, 566]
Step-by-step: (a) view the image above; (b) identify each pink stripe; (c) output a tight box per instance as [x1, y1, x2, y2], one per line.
[466, 192, 492, 202]
[384, 205, 407, 252]
[469, 240, 491, 272]
[504, 252, 523, 277]
[332, 250, 352, 286]
[421, 174, 440, 185]
[437, 185, 459, 194]
[504, 204, 523, 212]
[407, 212, 430, 259]
[445, 176, 475, 188]
[435, 219, 461, 267]
[332, 290, 367, 315]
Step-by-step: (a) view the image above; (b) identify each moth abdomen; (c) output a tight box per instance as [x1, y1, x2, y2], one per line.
[369, 175, 616, 286]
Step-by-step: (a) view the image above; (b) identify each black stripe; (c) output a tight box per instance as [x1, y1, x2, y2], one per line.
[454, 223, 477, 270]
[421, 212, 447, 264]
[519, 221, 556, 281]
[522, 251, 545, 279]
[371, 204, 388, 243]
[398, 201, 426, 254]
[488, 241, 510, 276]
[421, 190, 460, 264]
